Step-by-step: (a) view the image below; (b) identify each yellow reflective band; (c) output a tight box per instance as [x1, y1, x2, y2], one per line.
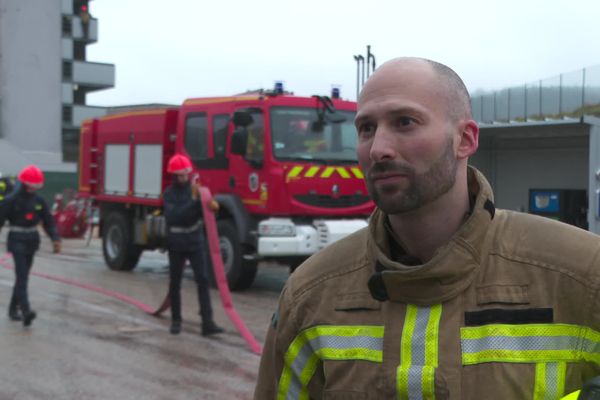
[421, 365, 436, 400]
[278, 325, 384, 400]
[397, 304, 442, 400]
[318, 167, 352, 179]
[35, 204, 42, 211]
[423, 304, 442, 397]
[534, 363, 546, 400]
[335, 167, 351, 179]
[425, 304, 442, 366]
[556, 362, 566, 399]
[401, 305, 419, 365]
[461, 324, 600, 365]
[242, 199, 266, 206]
[0, 181, 5, 190]
[397, 306, 418, 400]
[287, 166, 304, 179]
[561, 390, 581, 400]
[534, 362, 566, 400]
[304, 166, 320, 178]
[320, 167, 335, 178]
[351, 167, 364, 179]
[461, 323, 591, 339]
[0, 195, 3, 201]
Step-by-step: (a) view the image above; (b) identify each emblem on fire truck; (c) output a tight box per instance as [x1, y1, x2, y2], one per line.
[332, 184, 340, 198]
[249, 173, 259, 192]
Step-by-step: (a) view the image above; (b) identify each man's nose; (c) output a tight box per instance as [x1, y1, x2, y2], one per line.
[369, 127, 395, 162]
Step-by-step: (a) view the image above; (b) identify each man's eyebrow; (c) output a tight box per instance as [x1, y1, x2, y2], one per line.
[355, 107, 427, 125]
[354, 114, 369, 125]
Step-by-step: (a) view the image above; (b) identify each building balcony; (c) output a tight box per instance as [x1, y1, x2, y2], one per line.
[70, 61, 115, 91]
[71, 16, 98, 43]
[61, 0, 73, 14]
[63, 104, 108, 127]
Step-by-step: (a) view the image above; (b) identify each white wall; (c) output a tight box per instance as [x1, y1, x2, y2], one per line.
[0, 0, 62, 154]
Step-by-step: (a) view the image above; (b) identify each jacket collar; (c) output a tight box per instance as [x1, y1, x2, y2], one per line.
[366, 167, 495, 306]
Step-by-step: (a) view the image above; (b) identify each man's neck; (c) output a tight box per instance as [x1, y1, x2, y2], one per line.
[387, 171, 470, 263]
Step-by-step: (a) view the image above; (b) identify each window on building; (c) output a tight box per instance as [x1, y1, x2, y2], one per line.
[62, 61, 72, 80]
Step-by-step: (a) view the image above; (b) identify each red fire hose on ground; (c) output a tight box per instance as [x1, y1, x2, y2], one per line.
[0, 187, 262, 355]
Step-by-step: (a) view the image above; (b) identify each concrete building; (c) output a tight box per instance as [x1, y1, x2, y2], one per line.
[0, 0, 113, 198]
[470, 66, 600, 234]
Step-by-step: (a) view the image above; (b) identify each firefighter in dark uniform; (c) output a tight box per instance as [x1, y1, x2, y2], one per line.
[0, 165, 61, 326]
[163, 154, 223, 336]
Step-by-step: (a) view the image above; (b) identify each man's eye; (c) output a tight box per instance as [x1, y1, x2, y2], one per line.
[358, 123, 376, 135]
[398, 117, 415, 127]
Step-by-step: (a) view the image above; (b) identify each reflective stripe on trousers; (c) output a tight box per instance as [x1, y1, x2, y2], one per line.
[277, 325, 384, 400]
[397, 304, 443, 400]
[461, 323, 600, 399]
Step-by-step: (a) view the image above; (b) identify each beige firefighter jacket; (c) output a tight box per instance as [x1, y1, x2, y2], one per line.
[254, 167, 600, 400]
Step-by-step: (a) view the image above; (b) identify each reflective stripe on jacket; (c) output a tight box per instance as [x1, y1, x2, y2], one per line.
[254, 167, 600, 400]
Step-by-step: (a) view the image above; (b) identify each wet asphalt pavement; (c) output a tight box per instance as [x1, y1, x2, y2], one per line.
[0, 233, 288, 399]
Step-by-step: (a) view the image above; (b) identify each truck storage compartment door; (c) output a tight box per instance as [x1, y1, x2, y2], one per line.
[134, 144, 162, 198]
[104, 144, 129, 195]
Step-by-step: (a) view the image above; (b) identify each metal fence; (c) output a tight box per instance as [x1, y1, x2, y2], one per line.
[471, 65, 600, 123]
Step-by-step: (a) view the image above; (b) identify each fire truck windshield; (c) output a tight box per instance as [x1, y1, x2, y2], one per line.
[270, 107, 357, 164]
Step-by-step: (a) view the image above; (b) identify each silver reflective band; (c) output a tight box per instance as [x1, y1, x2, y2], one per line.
[169, 221, 202, 234]
[9, 226, 38, 233]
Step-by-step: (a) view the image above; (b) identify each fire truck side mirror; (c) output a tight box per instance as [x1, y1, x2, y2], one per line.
[230, 128, 248, 156]
[325, 111, 347, 124]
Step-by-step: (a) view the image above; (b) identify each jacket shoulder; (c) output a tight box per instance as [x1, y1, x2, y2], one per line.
[286, 227, 372, 298]
[492, 210, 600, 279]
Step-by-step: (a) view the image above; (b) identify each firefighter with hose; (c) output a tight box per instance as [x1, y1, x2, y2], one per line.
[163, 154, 223, 336]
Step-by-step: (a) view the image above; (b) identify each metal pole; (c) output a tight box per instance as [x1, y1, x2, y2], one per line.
[360, 55, 365, 87]
[353, 55, 361, 100]
[367, 45, 376, 76]
[366, 45, 371, 77]
[559, 73, 563, 117]
[582, 68, 587, 117]
[524, 84, 528, 121]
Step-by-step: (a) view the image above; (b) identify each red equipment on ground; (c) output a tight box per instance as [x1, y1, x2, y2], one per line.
[52, 189, 90, 239]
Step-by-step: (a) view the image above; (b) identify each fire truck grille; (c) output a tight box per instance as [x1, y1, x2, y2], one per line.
[315, 222, 329, 249]
[294, 194, 371, 208]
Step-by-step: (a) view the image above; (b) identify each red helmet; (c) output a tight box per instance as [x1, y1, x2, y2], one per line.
[167, 154, 192, 174]
[18, 164, 44, 189]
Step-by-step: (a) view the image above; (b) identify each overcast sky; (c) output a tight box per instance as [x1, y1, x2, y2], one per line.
[87, 0, 600, 106]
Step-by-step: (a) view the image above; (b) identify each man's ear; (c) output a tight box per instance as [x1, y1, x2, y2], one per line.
[456, 119, 479, 159]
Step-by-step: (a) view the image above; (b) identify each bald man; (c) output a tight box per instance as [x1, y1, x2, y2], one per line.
[254, 58, 600, 399]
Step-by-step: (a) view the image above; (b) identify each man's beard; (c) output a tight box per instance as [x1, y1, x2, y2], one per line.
[365, 134, 457, 214]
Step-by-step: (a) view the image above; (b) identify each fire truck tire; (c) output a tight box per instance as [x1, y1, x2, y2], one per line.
[102, 211, 142, 271]
[216, 219, 257, 290]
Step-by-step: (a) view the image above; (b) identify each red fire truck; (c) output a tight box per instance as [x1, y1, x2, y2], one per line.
[78, 86, 374, 289]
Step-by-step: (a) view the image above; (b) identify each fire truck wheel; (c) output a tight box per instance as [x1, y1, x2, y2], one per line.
[216, 219, 257, 290]
[102, 211, 142, 271]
